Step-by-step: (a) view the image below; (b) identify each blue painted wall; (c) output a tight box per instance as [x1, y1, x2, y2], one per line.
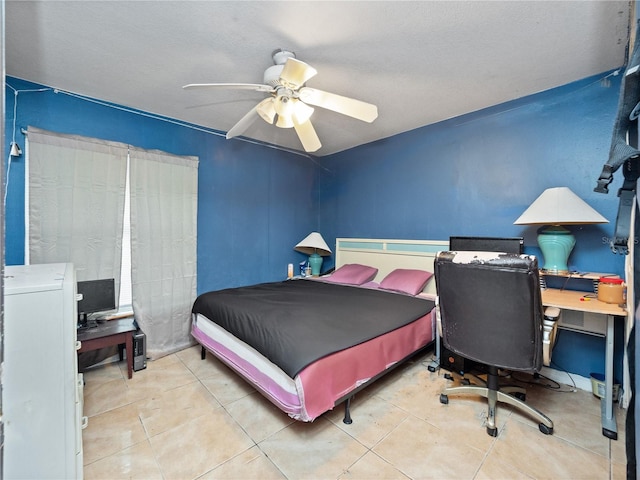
[4, 71, 630, 381]
[318, 72, 625, 275]
[4, 78, 319, 293]
[317, 70, 627, 380]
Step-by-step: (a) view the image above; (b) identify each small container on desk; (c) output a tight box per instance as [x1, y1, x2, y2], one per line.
[597, 277, 625, 304]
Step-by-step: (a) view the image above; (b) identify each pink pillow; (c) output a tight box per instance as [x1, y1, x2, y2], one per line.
[323, 263, 378, 285]
[379, 268, 433, 296]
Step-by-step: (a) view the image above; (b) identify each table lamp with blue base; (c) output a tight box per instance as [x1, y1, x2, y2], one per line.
[514, 187, 608, 274]
[295, 232, 332, 276]
[536, 225, 576, 273]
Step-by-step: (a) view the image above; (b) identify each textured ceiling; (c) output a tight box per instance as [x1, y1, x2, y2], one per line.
[4, 1, 632, 156]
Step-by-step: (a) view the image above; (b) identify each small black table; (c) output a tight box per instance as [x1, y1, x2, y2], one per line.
[77, 318, 136, 379]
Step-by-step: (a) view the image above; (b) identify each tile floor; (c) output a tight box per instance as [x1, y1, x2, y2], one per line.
[82, 345, 628, 479]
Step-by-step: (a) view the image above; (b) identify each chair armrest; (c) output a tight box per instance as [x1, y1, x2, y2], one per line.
[544, 306, 560, 321]
[435, 296, 442, 337]
[542, 307, 561, 366]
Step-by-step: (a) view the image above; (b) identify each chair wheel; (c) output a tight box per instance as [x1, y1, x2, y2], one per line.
[514, 392, 526, 401]
[539, 424, 553, 435]
[444, 373, 453, 381]
[440, 394, 449, 404]
[487, 426, 498, 437]
[461, 378, 471, 385]
[427, 365, 436, 372]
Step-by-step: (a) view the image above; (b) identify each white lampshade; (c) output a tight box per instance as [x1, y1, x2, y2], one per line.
[514, 187, 608, 273]
[514, 187, 608, 225]
[294, 232, 332, 256]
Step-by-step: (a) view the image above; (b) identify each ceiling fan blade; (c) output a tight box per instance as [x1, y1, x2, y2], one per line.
[226, 105, 260, 139]
[183, 83, 274, 93]
[293, 119, 322, 153]
[280, 58, 318, 87]
[298, 87, 378, 123]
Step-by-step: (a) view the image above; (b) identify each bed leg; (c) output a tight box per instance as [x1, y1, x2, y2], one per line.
[343, 396, 353, 424]
[201, 345, 206, 360]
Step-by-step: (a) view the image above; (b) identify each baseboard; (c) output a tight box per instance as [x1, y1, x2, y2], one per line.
[540, 366, 591, 393]
[543, 366, 631, 409]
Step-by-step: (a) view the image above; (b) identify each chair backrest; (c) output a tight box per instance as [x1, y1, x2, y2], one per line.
[434, 251, 544, 372]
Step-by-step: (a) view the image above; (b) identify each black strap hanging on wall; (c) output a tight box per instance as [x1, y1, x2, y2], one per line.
[595, 19, 640, 254]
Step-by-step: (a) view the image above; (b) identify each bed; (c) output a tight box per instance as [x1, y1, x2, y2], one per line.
[191, 238, 448, 422]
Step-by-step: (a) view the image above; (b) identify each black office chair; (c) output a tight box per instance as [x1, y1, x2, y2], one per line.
[434, 250, 555, 437]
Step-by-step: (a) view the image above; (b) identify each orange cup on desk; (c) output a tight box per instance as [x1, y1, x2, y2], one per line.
[597, 277, 625, 304]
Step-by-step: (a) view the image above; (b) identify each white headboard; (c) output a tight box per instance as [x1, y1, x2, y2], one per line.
[335, 238, 449, 296]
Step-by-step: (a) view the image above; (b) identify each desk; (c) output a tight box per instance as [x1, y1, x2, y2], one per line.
[542, 287, 626, 440]
[77, 319, 136, 379]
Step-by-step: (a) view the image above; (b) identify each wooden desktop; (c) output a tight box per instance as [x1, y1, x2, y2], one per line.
[541, 272, 627, 440]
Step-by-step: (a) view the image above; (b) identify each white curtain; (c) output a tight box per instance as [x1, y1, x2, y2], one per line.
[27, 127, 127, 291]
[129, 147, 198, 358]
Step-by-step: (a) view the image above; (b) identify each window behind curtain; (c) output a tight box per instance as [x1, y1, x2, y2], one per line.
[118, 154, 132, 311]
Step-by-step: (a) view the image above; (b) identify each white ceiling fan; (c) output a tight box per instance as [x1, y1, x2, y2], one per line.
[183, 49, 378, 153]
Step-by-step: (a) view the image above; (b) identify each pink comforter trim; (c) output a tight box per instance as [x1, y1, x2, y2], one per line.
[297, 311, 434, 419]
[193, 308, 434, 421]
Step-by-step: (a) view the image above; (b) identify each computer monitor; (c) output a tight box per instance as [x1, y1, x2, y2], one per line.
[449, 236, 524, 254]
[77, 278, 116, 327]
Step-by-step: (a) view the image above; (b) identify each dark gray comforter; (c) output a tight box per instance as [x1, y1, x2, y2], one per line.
[192, 279, 434, 378]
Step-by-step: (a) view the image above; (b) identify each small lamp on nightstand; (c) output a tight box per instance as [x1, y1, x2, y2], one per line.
[514, 187, 608, 274]
[294, 232, 332, 276]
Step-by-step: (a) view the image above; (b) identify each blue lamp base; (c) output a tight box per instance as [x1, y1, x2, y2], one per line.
[537, 226, 575, 274]
[308, 253, 323, 276]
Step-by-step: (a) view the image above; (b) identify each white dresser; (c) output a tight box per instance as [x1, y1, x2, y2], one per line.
[3, 263, 84, 479]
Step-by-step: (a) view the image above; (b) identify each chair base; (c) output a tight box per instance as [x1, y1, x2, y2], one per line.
[440, 380, 554, 437]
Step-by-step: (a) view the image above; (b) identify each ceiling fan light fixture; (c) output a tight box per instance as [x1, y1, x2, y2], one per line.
[293, 100, 314, 123]
[274, 93, 294, 118]
[256, 98, 276, 124]
[276, 114, 294, 129]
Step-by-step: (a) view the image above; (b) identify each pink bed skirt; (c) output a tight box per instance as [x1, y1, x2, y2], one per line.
[192, 309, 435, 421]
